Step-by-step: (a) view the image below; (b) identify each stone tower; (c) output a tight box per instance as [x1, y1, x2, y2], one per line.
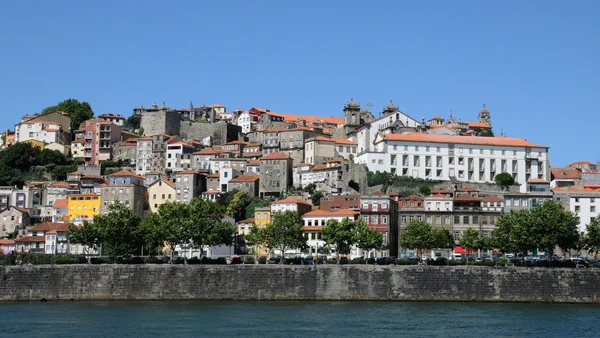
[478, 104, 492, 126]
[343, 98, 361, 137]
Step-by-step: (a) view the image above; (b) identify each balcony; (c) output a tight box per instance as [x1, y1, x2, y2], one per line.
[84, 143, 92, 149]
[454, 206, 481, 211]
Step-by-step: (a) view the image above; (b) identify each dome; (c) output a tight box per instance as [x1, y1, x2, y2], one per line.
[386, 99, 398, 111]
[346, 98, 359, 108]
[480, 104, 489, 114]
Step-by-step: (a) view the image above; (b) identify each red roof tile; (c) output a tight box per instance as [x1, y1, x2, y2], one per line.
[382, 133, 547, 148]
[272, 198, 312, 206]
[261, 152, 290, 160]
[52, 199, 68, 208]
[228, 175, 260, 183]
[302, 209, 359, 217]
[108, 170, 145, 179]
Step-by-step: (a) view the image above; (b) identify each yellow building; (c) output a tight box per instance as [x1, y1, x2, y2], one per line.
[22, 139, 45, 150]
[147, 178, 176, 213]
[68, 193, 101, 224]
[251, 206, 271, 255]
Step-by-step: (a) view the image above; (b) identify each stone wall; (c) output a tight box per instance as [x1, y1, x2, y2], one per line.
[180, 122, 241, 146]
[2, 265, 600, 302]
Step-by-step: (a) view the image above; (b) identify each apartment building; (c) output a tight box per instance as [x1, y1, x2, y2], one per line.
[176, 170, 206, 204]
[228, 175, 260, 197]
[15, 120, 67, 145]
[0, 206, 31, 237]
[360, 193, 399, 257]
[259, 152, 293, 198]
[358, 133, 549, 185]
[67, 193, 101, 225]
[302, 209, 360, 256]
[320, 194, 361, 211]
[148, 178, 176, 213]
[270, 198, 313, 217]
[101, 170, 147, 217]
[77, 119, 122, 165]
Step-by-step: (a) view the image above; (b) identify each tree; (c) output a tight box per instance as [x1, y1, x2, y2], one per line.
[67, 221, 102, 254]
[311, 191, 324, 206]
[87, 201, 145, 256]
[246, 224, 266, 255]
[36, 149, 68, 166]
[495, 209, 537, 257]
[143, 202, 192, 261]
[399, 220, 433, 258]
[494, 172, 515, 190]
[123, 114, 141, 131]
[225, 190, 250, 222]
[585, 218, 600, 260]
[418, 184, 432, 196]
[41, 98, 94, 127]
[303, 183, 316, 195]
[529, 200, 579, 258]
[354, 218, 383, 257]
[321, 217, 356, 261]
[431, 228, 454, 250]
[245, 198, 271, 219]
[459, 228, 480, 261]
[261, 211, 307, 262]
[188, 197, 234, 249]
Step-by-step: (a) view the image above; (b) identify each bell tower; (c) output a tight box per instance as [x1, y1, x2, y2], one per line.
[343, 98, 361, 137]
[478, 104, 492, 126]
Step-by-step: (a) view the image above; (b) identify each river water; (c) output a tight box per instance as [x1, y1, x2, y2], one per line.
[3, 300, 599, 337]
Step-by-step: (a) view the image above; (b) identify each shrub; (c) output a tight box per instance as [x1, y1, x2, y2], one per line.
[21, 254, 53, 265]
[187, 257, 202, 265]
[495, 258, 508, 266]
[244, 257, 255, 264]
[53, 255, 80, 265]
[448, 259, 463, 266]
[326, 259, 337, 264]
[395, 258, 418, 265]
[0, 253, 16, 265]
[173, 257, 185, 265]
[258, 256, 267, 264]
[339, 257, 349, 265]
[90, 257, 113, 264]
[351, 257, 366, 264]
[145, 256, 168, 264]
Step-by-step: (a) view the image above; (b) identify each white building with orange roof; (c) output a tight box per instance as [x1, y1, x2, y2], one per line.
[15, 119, 67, 145]
[270, 197, 313, 217]
[51, 198, 68, 223]
[358, 132, 549, 186]
[301, 209, 360, 256]
[192, 146, 223, 171]
[553, 186, 600, 233]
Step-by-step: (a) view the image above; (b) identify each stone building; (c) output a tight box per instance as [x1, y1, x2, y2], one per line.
[101, 170, 147, 217]
[175, 170, 206, 204]
[228, 175, 260, 197]
[278, 128, 322, 164]
[140, 102, 180, 136]
[0, 206, 31, 237]
[112, 138, 138, 163]
[259, 152, 293, 198]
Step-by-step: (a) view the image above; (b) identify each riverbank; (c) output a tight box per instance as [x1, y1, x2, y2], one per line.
[2, 265, 599, 303]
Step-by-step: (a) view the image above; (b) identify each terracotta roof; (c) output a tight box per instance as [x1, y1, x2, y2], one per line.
[161, 179, 176, 189]
[202, 190, 221, 195]
[228, 175, 260, 183]
[27, 222, 69, 232]
[193, 147, 223, 155]
[431, 189, 450, 194]
[527, 178, 548, 183]
[205, 172, 220, 178]
[382, 133, 547, 148]
[294, 163, 314, 168]
[15, 236, 46, 243]
[49, 181, 68, 188]
[52, 199, 68, 208]
[552, 169, 581, 180]
[280, 114, 344, 126]
[20, 120, 61, 125]
[399, 195, 424, 201]
[482, 195, 503, 202]
[302, 209, 359, 217]
[457, 187, 478, 192]
[246, 142, 262, 147]
[302, 226, 325, 231]
[430, 115, 444, 120]
[68, 171, 83, 175]
[46, 229, 57, 235]
[208, 104, 225, 108]
[0, 239, 15, 245]
[553, 187, 600, 193]
[466, 122, 491, 128]
[272, 198, 313, 206]
[177, 170, 199, 175]
[311, 162, 342, 171]
[109, 170, 145, 179]
[81, 174, 104, 180]
[239, 217, 255, 224]
[247, 160, 260, 165]
[224, 140, 247, 145]
[68, 193, 101, 198]
[261, 152, 290, 160]
[454, 195, 481, 201]
[568, 160, 595, 166]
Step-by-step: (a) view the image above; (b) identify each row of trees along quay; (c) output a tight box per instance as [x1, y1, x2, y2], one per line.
[67, 199, 384, 263]
[399, 200, 600, 262]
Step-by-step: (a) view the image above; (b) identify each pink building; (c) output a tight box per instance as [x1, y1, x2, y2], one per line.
[77, 119, 122, 165]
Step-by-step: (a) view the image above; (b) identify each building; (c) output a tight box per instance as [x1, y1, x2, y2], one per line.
[228, 175, 260, 197]
[320, 194, 361, 211]
[148, 178, 176, 213]
[221, 140, 246, 158]
[504, 179, 553, 213]
[254, 206, 271, 228]
[360, 193, 399, 257]
[111, 138, 138, 164]
[259, 152, 293, 198]
[176, 170, 206, 203]
[77, 119, 122, 165]
[358, 132, 549, 185]
[278, 127, 322, 164]
[166, 141, 196, 174]
[192, 147, 223, 171]
[0, 206, 31, 237]
[15, 119, 67, 145]
[236, 110, 260, 133]
[101, 170, 147, 217]
[205, 172, 220, 192]
[139, 102, 181, 136]
[270, 198, 313, 217]
[26, 222, 69, 254]
[45, 181, 68, 207]
[98, 113, 125, 126]
[209, 157, 248, 174]
[302, 209, 360, 256]
[219, 167, 241, 193]
[68, 193, 101, 224]
[553, 186, 600, 233]
[300, 159, 343, 192]
[398, 195, 425, 232]
[51, 198, 68, 223]
[305, 136, 358, 165]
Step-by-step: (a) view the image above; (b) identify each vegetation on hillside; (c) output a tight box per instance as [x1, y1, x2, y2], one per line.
[41, 98, 94, 128]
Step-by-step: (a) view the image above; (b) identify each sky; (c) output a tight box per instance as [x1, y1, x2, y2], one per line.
[0, 0, 598, 166]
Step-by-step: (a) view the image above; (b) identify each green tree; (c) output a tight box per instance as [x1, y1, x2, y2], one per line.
[354, 218, 383, 257]
[41, 98, 94, 127]
[494, 172, 515, 190]
[399, 220, 433, 258]
[585, 218, 600, 260]
[311, 191, 324, 206]
[245, 198, 271, 219]
[188, 197, 234, 249]
[418, 184, 432, 196]
[459, 228, 480, 261]
[432, 228, 454, 249]
[321, 217, 356, 261]
[226, 190, 250, 221]
[143, 202, 192, 260]
[123, 114, 141, 131]
[494, 209, 536, 257]
[67, 220, 102, 254]
[36, 149, 68, 166]
[530, 200, 579, 258]
[261, 211, 307, 262]
[303, 183, 317, 195]
[89, 201, 145, 256]
[0, 142, 41, 171]
[246, 224, 266, 255]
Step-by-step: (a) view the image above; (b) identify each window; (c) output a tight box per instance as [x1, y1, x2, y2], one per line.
[435, 216, 441, 224]
[591, 206, 596, 213]
[454, 216, 460, 224]
[371, 215, 378, 224]
[463, 216, 469, 224]
[426, 215, 432, 224]
[592, 198, 596, 203]
[472, 216, 479, 224]
[401, 215, 407, 224]
[575, 206, 580, 212]
[575, 198, 580, 203]
[426, 146, 430, 152]
[381, 215, 388, 224]
[444, 216, 451, 224]
[506, 199, 511, 206]
[362, 215, 369, 223]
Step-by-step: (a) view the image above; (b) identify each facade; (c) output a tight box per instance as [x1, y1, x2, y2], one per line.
[166, 141, 195, 174]
[46, 181, 68, 207]
[209, 157, 248, 174]
[302, 209, 360, 256]
[504, 179, 553, 213]
[98, 113, 125, 126]
[398, 195, 425, 231]
[553, 187, 600, 233]
[67, 193, 101, 224]
[320, 194, 361, 211]
[299, 159, 343, 191]
[228, 175, 260, 197]
[259, 152, 293, 198]
[279, 128, 322, 164]
[101, 170, 147, 217]
[219, 167, 241, 192]
[270, 198, 313, 217]
[358, 132, 549, 185]
[254, 206, 271, 229]
[140, 102, 181, 136]
[15, 120, 67, 145]
[192, 147, 223, 171]
[306, 136, 358, 164]
[176, 170, 206, 203]
[51, 198, 68, 223]
[79, 119, 122, 165]
[0, 206, 31, 237]
[148, 178, 176, 213]
[112, 139, 138, 163]
[360, 193, 399, 257]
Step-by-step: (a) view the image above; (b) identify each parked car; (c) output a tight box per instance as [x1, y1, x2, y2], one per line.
[267, 257, 281, 264]
[230, 256, 243, 265]
[284, 256, 302, 265]
[303, 256, 314, 265]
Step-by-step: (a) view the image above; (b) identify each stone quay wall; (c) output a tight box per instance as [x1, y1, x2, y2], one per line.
[1, 265, 599, 303]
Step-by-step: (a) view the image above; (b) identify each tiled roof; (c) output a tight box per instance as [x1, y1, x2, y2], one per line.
[205, 172, 220, 178]
[239, 217, 255, 224]
[228, 175, 259, 183]
[302, 226, 325, 231]
[466, 122, 491, 128]
[72, 138, 85, 144]
[399, 195, 424, 201]
[109, 170, 145, 179]
[302, 209, 359, 217]
[202, 190, 222, 195]
[482, 195, 503, 202]
[261, 152, 290, 160]
[454, 195, 482, 201]
[224, 140, 247, 145]
[15, 236, 46, 243]
[272, 198, 312, 206]
[27, 222, 69, 232]
[177, 170, 199, 175]
[49, 181, 68, 188]
[0, 239, 15, 245]
[208, 104, 225, 108]
[552, 169, 581, 180]
[430, 115, 444, 120]
[457, 187, 478, 192]
[553, 187, 600, 193]
[568, 160, 595, 166]
[382, 133, 547, 148]
[193, 147, 223, 155]
[52, 199, 68, 208]
[527, 178, 548, 183]
[247, 160, 260, 165]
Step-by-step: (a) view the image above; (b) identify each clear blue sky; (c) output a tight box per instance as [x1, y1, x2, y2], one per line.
[1, 0, 598, 166]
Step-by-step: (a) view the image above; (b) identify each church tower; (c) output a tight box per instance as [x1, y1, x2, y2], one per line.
[343, 98, 361, 137]
[478, 104, 492, 127]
